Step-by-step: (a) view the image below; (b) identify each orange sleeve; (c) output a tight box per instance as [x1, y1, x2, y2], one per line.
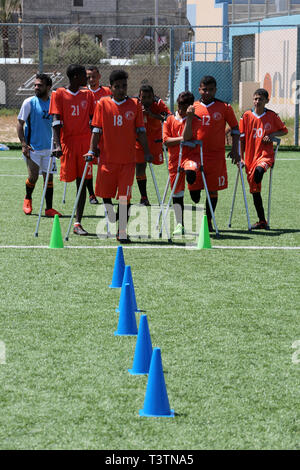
[49, 89, 61, 116]
[158, 99, 171, 115]
[91, 100, 102, 128]
[225, 103, 238, 129]
[272, 113, 288, 134]
[135, 100, 145, 129]
[163, 116, 173, 142]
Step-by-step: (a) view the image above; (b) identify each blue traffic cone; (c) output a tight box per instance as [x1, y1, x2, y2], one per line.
[116, 265, 140, 313]
[128, 315, 152, 375]
[114, 283, 138, 336]
[110, 246, 125, 288]
[139, 348, 175, 417]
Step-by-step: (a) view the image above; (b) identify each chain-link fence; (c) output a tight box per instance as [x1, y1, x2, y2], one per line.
[1, 22, 299, 145]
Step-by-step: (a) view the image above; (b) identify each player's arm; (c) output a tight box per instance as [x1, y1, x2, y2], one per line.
[182, 105, 195, 142]
[16, 119, 32, 158]
[84, 127, 101, 161]
[263, 128, 288, 143]
[136, 129, 153, 162]
[228, 126, 240, 164]
[52, 114, 63, 158]
[144, 107, 165, 121]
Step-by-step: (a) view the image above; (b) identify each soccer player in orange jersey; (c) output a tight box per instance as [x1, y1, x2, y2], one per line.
[193, 76, 240, 231]
[84, 70, 153, 243]
[135, 85, 171, 206]
[50, 64, 95, 236]
[163, 91, 202, 236]
[240, 88, 288, 229]
[85, 66, 112, 205]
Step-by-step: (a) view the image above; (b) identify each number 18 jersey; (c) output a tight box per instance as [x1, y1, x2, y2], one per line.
[92, 96, 145, 164]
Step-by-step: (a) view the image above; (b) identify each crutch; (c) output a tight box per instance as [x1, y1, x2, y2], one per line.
[198, 140, 220, 238]
[228, 160, 252, 231]
[267, 137, 281, 228]
[149, 162, 171, 241]
[65, 159, 91, 241]
[159, 140, 189, 238]
[155, 143, 170, 231]
[62, 182, 67, 204]
[34, 154, 54, 237]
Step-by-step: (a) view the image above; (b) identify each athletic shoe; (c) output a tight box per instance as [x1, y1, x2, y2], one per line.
[172, 223, 185, 236]
[45, 208, 62, 217]
[73, 223, 88, 236]
[251, 220, 269, 230]
[89, 194, 99, 204]
[140, 196, 151, 206]
[116, 230, 131, 244]
[23, 198, 32, 215]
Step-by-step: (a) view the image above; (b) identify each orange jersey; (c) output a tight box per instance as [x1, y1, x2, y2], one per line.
[49, 87, 94, 140]
[239, 108, 287, 168]
[135, 98, 171, 151]
[163, 113, 202, 173]
[194, 99, 238, 154]
[88, 86, 112, 105]
[92, 96, 145, 164]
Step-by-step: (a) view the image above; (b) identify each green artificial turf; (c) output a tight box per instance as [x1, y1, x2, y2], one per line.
[0, 150, 299, 450]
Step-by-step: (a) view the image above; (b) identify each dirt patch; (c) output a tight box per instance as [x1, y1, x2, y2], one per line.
[0, 115, 18, 142]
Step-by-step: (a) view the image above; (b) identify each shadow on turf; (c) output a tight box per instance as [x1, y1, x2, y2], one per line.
[224, 228, 300, 238]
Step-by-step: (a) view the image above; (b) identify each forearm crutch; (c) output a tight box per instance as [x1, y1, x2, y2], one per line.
[65, 160, 90, 241]
[228, 161, 251, 231]
[159, 141, 188, 238]
[62, 182, 67, 204]
[34, 155, 54, 237]
[267, 137, 281, 228]
[198, 140, 220, 238]
[149, 162, 171, 241]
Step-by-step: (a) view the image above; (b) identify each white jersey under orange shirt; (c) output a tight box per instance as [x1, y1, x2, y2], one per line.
[49, 87, 95, 182]
[239, 108, 287, 193]
[91, 95, 145, 199]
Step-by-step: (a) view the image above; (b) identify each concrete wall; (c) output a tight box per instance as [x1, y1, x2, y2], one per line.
[0, 64, 170, 109]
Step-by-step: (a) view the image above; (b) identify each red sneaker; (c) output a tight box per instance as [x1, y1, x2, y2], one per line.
[45, 208, 62, 217]
[23, 198, 32, 215]
[251, 220, 269, 230]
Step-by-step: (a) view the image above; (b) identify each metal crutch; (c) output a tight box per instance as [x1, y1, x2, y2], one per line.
[64, 159, 91, 241]
[197, 140, 220, 238]
[149, 162, 171, 241]
[155, 145, 170, 231]
[62, 182, 67, 204]
[228, 161, 252, 231]
[34, 154, 54, 237]
[159, 140, 189, 238]
[267, 137, 281, 228]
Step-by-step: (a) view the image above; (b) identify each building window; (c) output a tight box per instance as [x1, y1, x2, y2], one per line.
[73, 0, 83, 6]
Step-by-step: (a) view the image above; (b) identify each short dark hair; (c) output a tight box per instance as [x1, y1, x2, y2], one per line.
[177, 91, 194, 106]
[254, 88, 269, 100]
[109, 69, 128, 85]
[36, 73, 52, 88]
[139, 85, 154, 95]
[200, 75, 217, 87]
[86, 66, 99, 73]
[66, 64, 86, 80]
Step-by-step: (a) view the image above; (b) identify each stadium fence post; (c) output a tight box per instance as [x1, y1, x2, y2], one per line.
[38, 25, 44, 74]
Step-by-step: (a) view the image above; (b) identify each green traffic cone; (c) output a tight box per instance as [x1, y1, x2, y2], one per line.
[197, 214, 212, 249]
[49, 214, 64, 249]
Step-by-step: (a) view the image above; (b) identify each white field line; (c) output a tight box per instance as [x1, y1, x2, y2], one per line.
[0, 244, 299, 250]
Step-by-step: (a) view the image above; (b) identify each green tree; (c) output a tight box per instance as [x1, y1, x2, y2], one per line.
[0, 0, 21, 58]
[43, 29, 107, 65]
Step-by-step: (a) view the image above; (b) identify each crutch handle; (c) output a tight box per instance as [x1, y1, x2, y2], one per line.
[272, 137, 281, 145]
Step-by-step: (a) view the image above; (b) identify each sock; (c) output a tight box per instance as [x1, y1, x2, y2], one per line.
[117, 203, 131, 235]
[206, 196, 218, 222]
[103, 198, 116, 223]
[185, 170, 196, 185]
[173, 196, 184, 226]
[45, 181, 53, 210]
[25, 178, 35, 200]
[86, 178, 94, 197]
[252, 192, 265, 221]
[189, 189, 201, 204]
[136, 175, 147, 199]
